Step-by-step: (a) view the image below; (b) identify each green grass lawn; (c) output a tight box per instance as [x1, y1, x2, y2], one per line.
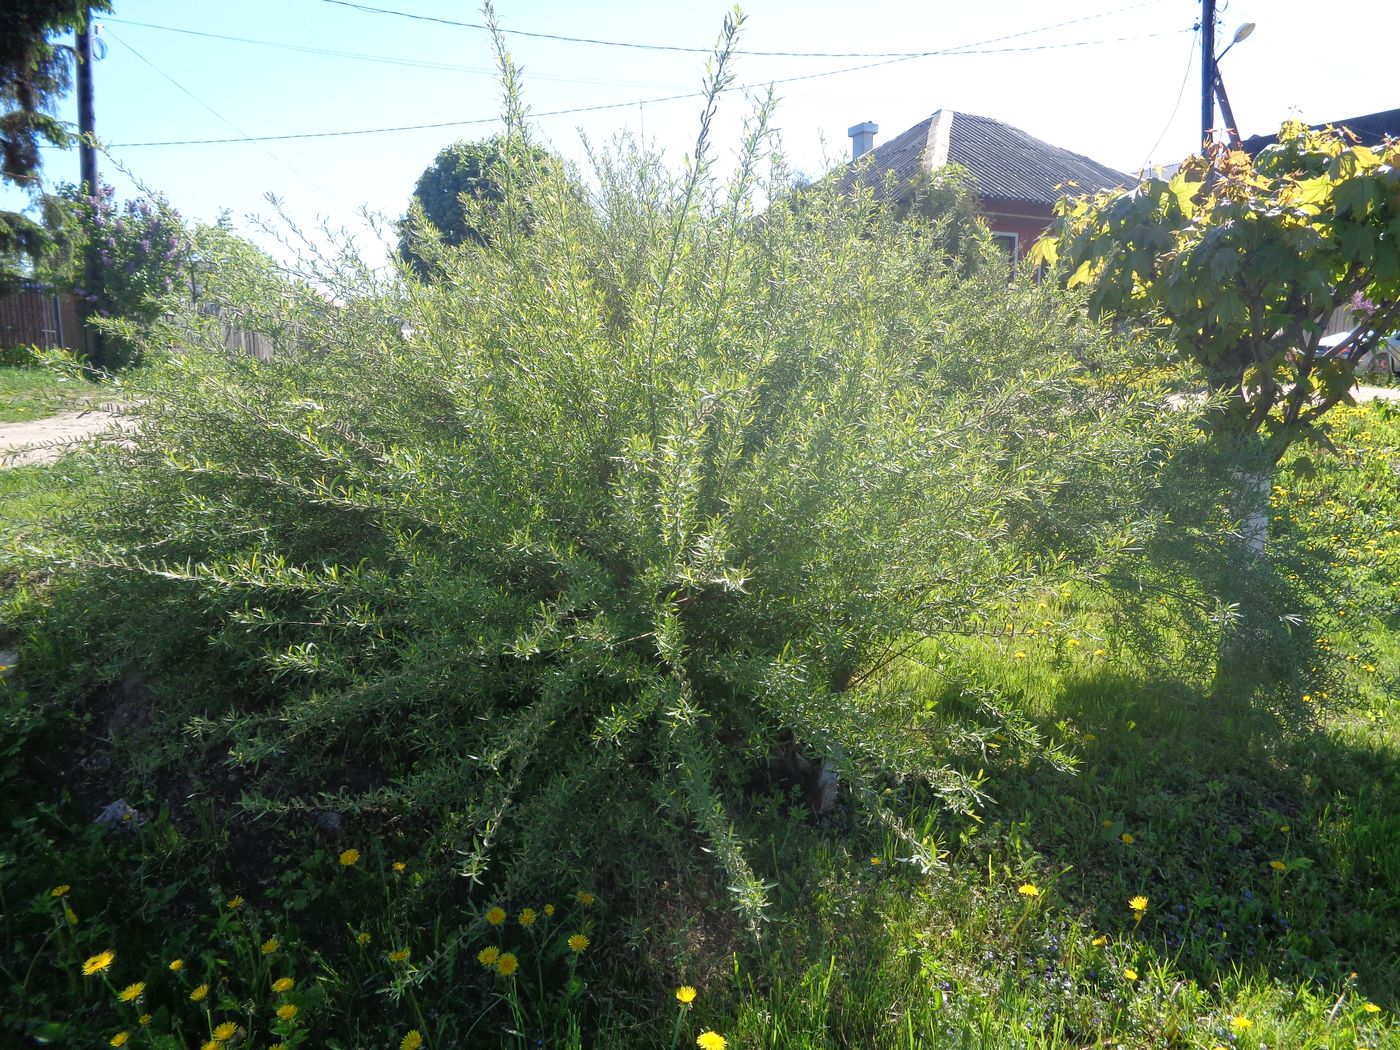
[0, 404, 1396, 1048]
[0, 362, 96, 423]
[714, 401, 1400, 1048]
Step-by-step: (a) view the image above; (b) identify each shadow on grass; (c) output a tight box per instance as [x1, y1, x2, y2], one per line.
[984, 662, 1400, 1003]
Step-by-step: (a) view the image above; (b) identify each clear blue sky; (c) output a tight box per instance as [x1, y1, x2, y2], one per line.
[10, 0, 1399, 267]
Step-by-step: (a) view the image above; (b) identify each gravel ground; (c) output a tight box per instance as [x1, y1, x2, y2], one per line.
[0, 404, 132, 467]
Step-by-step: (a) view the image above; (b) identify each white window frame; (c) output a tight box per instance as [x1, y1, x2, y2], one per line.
[991, 231, 1019, 260]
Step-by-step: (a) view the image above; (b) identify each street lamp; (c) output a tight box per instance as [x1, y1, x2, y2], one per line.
[1217, 22, 1255, 62]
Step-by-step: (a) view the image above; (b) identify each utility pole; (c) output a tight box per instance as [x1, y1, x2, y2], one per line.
[1200, 0, 1216, 148]
[75, 8, 103, 367]
[76, 15, 96, 196]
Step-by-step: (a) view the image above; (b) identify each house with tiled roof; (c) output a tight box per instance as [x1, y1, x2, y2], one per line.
[839, 110, 1131, 259]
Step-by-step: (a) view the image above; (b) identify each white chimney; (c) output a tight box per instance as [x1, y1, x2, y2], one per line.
[848, 121, 878, 160]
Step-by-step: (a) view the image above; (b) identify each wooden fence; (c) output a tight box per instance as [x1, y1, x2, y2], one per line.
[0, 285, 89, 355]
[197, 302, 276, 361]
[1, 286, 275, 361]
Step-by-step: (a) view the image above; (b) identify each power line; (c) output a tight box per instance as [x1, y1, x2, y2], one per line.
[104, 17, 499, 72]
[1140, 25, 1200, 171]
[316, 0, 1171, 58]
[101, 17, 684, 89]
[104, 30, 351, 206]
[109, 25, 1191, 149]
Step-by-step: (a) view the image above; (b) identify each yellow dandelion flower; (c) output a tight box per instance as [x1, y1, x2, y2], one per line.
[568, 934, 589, 953]
[1128, 895, 1149, 917]
[1014, 651, 1027, 659]
[338, 848, 360, 867]
[270, 1045, 287, 1050]
[276, 1003, 298, 1021]
[169, 958, 184, 972]
[496, 952, 520, 977]
[213, 1021, 238, 1040]
[870, 857, 882, 865]
[544, 904, 555, 917]
[697, 1032, 727, 1050]
[1269, 860, 1287, 872]
[226, 895, 243, 909]
[388, 948, 410, 963]
[110, 1033, 130, 1047]
[676, 985, 698, 1004]
[261, 937, 280, 954]
[393, 861, 407, 873]
[200, 1038, 220, 1050]
[478, 946, 500, 967]
[1083, 732, 1097, 741]
[401, 1031, 424, 1050]
[50, 885, 71, 898]
[189, 983, 209, 1003]
[1279, 824, 1291, 833]
[519, 908, 537, 927]
[575, 891, 595, 906]
[1363, 1002, 1382, 1013]
[1068, 638, 1080, 647]
[1102, 819, 1113, 828]
[117, 982, 145, 1002]
[137, 1015, 151, 1026]
[1092, 649, 1106, 657]
[272, 977, 295, 993]
[1091, 935, 1107, 946]
[485, 906, 507, 926]
[1123, 968, 1138, 981]
[356, 931, 371, 945]
[1017, 883, 1040, 897]
[82, 950, 116, 976]
[1229, 1016, 1252, 1033]
[1120, 833, 1134, 844]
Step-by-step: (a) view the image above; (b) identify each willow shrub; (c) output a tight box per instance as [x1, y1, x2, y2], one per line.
[15, 37, 1196, 927]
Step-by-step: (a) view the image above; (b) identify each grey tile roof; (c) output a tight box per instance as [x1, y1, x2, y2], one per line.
[838, 110, 1131, 206]
[836, 115, 936, 197]
[1240, 107, 1400, 156]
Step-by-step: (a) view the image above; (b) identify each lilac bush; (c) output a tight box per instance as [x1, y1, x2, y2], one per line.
[44, 182, 191, 367]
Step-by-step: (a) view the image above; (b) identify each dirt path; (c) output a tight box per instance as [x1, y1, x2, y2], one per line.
[0, 405, 130, 467]
[1355, 385, 1400, 402]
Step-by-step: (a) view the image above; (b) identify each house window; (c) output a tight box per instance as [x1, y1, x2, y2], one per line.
[991, 232, 1018, 263]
